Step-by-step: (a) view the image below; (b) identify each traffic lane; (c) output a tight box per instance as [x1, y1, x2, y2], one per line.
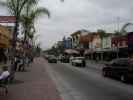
[49, 62, 133, 100]
[86, 61, 103, 72]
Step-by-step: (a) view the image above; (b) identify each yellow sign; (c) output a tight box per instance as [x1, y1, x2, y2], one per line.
[0, 25, 12, 48]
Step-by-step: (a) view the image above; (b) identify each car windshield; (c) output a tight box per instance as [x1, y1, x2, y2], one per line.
[75, 57, 84, 60]
[110, 58, 129, 64]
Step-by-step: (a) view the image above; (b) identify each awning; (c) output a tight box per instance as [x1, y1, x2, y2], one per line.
[0, 25, 11, 48]
[64, 49, 80, 54]
[84, 49, 95, 55]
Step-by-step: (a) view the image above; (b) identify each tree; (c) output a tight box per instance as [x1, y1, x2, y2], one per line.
[0, 0, 31, 47]
[97, 29, 107, 37]
[21, 7, 50, 44]
[114, 22, 133, 36]
[114, 30, 121, 36]
[97, 29, 108, 48]
[0, 0, 30, 80]
[120, 22, 133, 35]
[97, 29, 108, 60]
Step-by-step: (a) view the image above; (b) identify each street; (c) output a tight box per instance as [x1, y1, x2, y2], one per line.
[45, 59, 133, 100]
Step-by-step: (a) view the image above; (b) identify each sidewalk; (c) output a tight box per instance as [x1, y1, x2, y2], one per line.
[0, 58, 62, 100]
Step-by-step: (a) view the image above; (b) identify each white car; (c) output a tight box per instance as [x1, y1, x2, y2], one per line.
[69, 56, 74, 63]
[71, 57, 86, 67]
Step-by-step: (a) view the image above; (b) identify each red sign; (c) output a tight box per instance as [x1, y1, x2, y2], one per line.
[112, 35, 128, 48]
[0, 16, 16, 23]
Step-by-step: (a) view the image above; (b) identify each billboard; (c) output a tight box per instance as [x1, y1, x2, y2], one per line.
[0, 16, 16, 23]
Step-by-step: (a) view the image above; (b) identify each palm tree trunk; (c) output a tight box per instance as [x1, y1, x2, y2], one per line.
[13, 19, 19, 48]
[24, 30, 27, 43]
[10, 18, 19, 82]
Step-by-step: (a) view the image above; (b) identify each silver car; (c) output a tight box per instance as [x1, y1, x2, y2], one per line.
[71, 57, 86, 67]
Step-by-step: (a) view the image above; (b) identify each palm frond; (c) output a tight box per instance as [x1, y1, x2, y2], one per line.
[30, 7, 50, 20]
[120, 22, 133, 33]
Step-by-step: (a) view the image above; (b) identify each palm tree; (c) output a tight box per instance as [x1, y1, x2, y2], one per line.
[21, 7, 50, 44]
[97, 29, 108, 60]
[120, 22, 133, 35]
[0, 0, 40, 81]
[113, 23, 133, 58]
[0, 0, 31, 47]
[0, 0, 63, 47]
[114, 22, 133, 36]
[114, 30, 121, 36]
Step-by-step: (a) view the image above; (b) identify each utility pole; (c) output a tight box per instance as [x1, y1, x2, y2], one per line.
[116, 17, 120, 58]
[117, 17, 120, 33]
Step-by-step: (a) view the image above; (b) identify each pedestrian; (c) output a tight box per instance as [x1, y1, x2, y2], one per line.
[0, 66, 10, 80]
[14, 55, 19, 71]
[18, 55, 25, 71]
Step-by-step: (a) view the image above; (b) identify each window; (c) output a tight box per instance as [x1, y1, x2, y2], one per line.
[110, 58, 128, 67]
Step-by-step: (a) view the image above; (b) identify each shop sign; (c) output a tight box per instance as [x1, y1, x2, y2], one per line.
[0, 16, 16, 23]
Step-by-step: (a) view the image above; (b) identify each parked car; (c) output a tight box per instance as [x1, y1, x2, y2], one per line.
[44, 55, 49, 60]
[71, 57, 86, 67]
[60, 56, 69, 63]
[44, 55, 53, 60]
[48, 56, 57, 63]
[102, 58, 133, 82]
[69, 56, 74, 63]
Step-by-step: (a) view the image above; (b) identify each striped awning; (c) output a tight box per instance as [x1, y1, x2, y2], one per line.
[0, 25, 11, 48]
[64, 49, 80, 54]
[84, 49, 95, 55]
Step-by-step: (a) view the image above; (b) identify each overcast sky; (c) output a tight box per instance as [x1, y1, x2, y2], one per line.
[0, 0, 133, 49]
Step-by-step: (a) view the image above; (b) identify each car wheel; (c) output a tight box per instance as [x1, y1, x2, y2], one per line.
[120, 75, 127, 83]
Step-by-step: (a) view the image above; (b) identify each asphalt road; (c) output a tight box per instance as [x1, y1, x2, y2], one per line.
[47, 61, 133, 100]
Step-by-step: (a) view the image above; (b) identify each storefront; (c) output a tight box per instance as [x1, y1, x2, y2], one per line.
[128, 32, 133, 58]
[112, 35, 128, 59]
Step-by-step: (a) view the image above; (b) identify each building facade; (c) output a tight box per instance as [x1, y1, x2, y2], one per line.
[71, 30, 89, 49]
[111, 35, 128, 58]
[63, 37, 72, 49]
[128, 32, 133, 58]
[102, 36, 112, 49]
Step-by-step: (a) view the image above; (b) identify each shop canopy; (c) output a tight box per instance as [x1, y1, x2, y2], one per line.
[0, 25, 11, 48]
[64, 49, 80, 54]
[84, 49, 95, 55]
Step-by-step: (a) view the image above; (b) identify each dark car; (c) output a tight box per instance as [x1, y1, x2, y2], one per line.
[48, 56, 57, 63]
[44, 55, 51, 60]
[60, 56, 69, 63]
[102, 58, 133, 82]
